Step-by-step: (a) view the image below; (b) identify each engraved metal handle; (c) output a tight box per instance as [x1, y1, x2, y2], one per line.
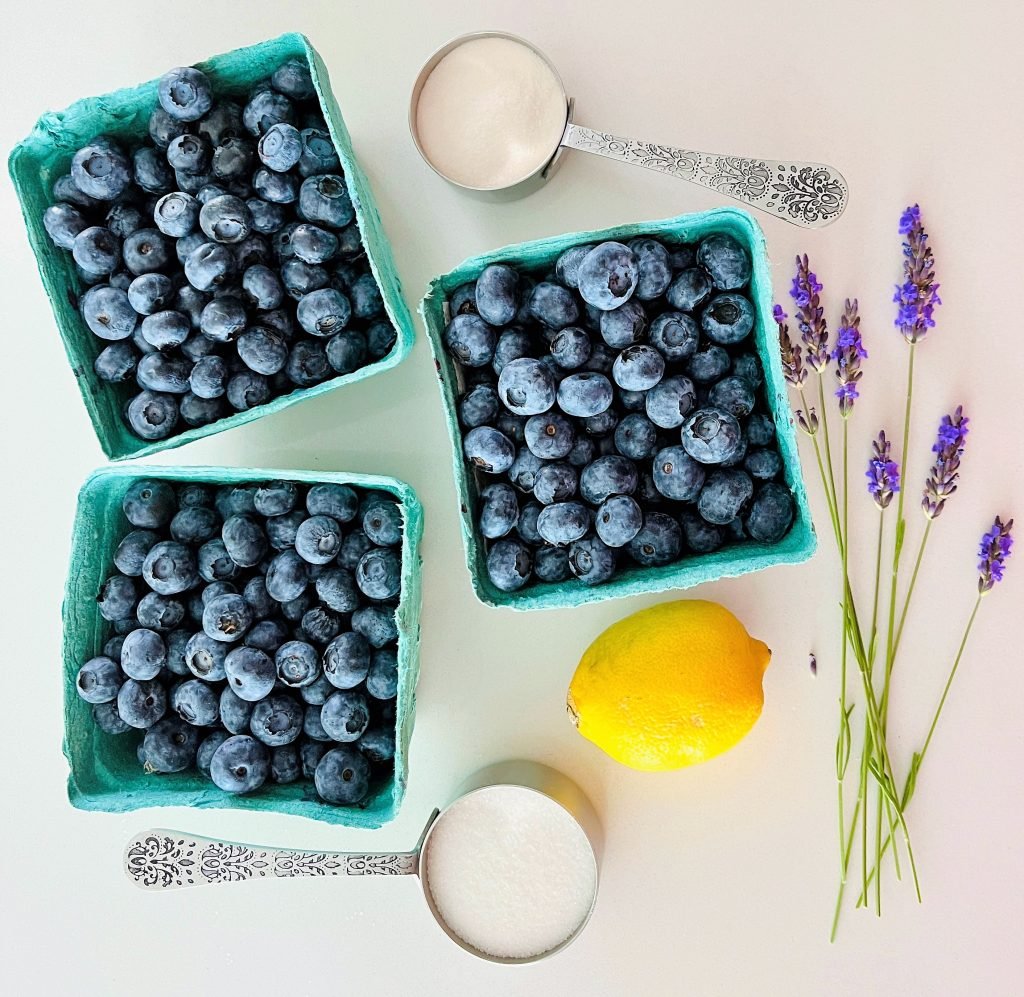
[561, 123, 848, 229]
[125, 812, 439, 891]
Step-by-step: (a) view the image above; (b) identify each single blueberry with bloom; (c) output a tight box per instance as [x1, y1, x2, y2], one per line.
[894, 205, 942, 343]
[922, 406, 969, 519]
[789, 255, 829, 371]
[866, 431, 900, 510]
[831, 299, 867, 416]
[978, 516, 1013, 593]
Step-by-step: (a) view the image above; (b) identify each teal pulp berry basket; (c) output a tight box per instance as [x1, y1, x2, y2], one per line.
[63, 465, 423, 828]
[9, 33, 415, 461]
[421, 206, 816, 610]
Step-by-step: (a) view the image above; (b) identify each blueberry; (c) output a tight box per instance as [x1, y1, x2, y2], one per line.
[300, 605, 341, 645]
[165, 629, 191, 675]
[318, 329, 366, 376]
[524, 411, 575, 459]
[171, 679, 219, 727]
[687, 345, 732, 384]
[321, 690, 370, 742]
[366, 648, 398, 700]
[125, 390, 180, 440]
[315, 746, 371, 804]
[182, 633, 225, 683]
[117, 678, 167, 729]
[351, 605, 398, 648]
[444, 313, 496, 368]
[143, 717, 200, 773]
[203, 593, 252, 643]
[202, 581, 238, 606]
[266, 550, 309, 602]
[43, 202, 88, 249]
[122, 228, 171, 276]
[175, 167, 215, 195]
[219, 485, 259, 517]
[580, 456, 638, 504]
[732, 354, 763, 390]
[270, 744, 301, 784]
[528, 281, 579, 329]
[594, 494, 644, 548]
[197, 539, 239, 583]
[567, 536, 617, 585]
[297, 288, 351, 337]
[536, 502, 591, 546]
[526, 546, 566, 583]
[366, 320, 396, 360]
[196, 194, 251, 245]
[653, 445, 706, 501]
[614, 413, 658, 460]
[741, 422, 774, 458]
[92, 701, 132, 735]
[243, 89, 295, 136]
[247, 197, 287, 235]
[273, 640, 319, 688]
[491, 327, 533, 375]
[219, 515, 267, 569]
[197, 100, 244, 145]
[196, 730, 231, 779]
[351, 274, 385, 321]
[136, 592, 185, 631]
[158, 66, 213, 122]
[497, 358, 557, 416]
[175, 284, 208, 326]
[475, 264, 520, 325]
[506, 448, 544, 493]
[710, 376, 756, 419]
[288, 223, 339, 266]
[648, 311, 699, 362]
[236, 326, 288, 375]
[185, 356, 226, 400]
[139, 540, 197, 598]
[72, 227, 120, 274]
[93, 342, 137, 388]
[298, 175, 354, 228]
[185, 241, 235, 290]
[629, 512, 683, 566]
[113, 530, 159, 578]
[666, 267, 713, 311]
[255, 121, 303, 172]
[548, 326, 591, 370]
[210, 735, 269, 793]
[578, 242, 639, 311]
[554, 244, 594, 289]
[292, 515, 341, 565]
[285, 340, 331, 386]
[245, 619, 289, 653]
[303, 704, 332, 741]
[237, 264, 283, 311]
[698, 469, 755, 525]
[250, 694, 303, 746]
[300, 741, 329, 778]
[486, 538, 534, 591]
[358, 727, 396, 764]
[132, 146, 175, 194]
[496, 412, 527, 446]
[473, 482, 518, 539]
[76, 656, 123, 704]
[106, 203, 145, 239]
[600, 299, 647, 348]
[612, 344, 666, 392]
[557, 372, 613, 418]
[272, 59, 315, 99]
[208, 137, 254, 184]
[702, 293, 755, 345]
[681, 407, 743, 464]
[124, 274, 171, 317]
[463, 426, 516, 474]
[96, 573, 137, 621]
[457, 385, 499, 429]
[629, 238, 673, 300]
[745, 482, 795, 543]
[450, 281, 478, 317]
[363, 502, 403, 547]
[355, 548, 402, 600]
[697, 233, 751, 290]
[223, 645, 276, 702]
[53, 172, 99, 208]
[192, 299, 235, 347]
[679, 509, 725, 553]
[71, 142, 131, 200]
[307, 483, 359, 522]
[166, 132, 210, 175]
[567, 436, 597, 468]
[226, 371, 270, 410]
[140, 310, 191, 351]
[670, 244, 697, 270]
[534, 463, 578, 505]
[216, 686, 254, 735]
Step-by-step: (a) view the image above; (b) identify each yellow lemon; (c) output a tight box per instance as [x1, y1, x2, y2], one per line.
[567, 599, 771, 771]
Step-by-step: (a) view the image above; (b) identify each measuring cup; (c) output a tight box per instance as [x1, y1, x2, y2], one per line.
[123, 762, 600, 965]
[409, 30, 848, 228]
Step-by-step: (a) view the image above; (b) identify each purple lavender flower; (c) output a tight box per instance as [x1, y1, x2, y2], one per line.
[866, 431, 900, 509]
[922, 406, 969, 519]
[894, 204, 941, 343]
[978, 516, 1013, 593]
[831, 298, 867, 416]
[790, 255, 829, 371]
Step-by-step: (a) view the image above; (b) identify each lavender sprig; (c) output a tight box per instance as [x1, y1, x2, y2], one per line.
[922, 406, 969, 519]
[832, 298, 867, 416]
[866, 431, 900, 509]
[978, 516, 1013, 593]
[775, 304, 818, 434]
[790, 255, 829, 371]
[894, 204, 942, 343]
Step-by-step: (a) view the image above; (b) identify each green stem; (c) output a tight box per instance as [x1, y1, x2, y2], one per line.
[860, 716, 870, 909]
[817, 374, 841, 520]
[798, 387, 842, 555]
[890, 519, 934, 667]
[830, 787, 863, 942]
[869, 510, 885, 670]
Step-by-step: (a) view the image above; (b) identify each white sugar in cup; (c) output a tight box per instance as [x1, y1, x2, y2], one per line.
[422, 784, 598, 961]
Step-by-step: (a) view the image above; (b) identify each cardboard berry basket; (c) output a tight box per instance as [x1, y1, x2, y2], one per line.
[420, 206, 816, 610]
[63, 465, 423, 828]
[9, 33, 414, 461]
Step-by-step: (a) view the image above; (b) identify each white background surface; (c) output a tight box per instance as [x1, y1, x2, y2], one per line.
[2, 2, 1022, 994]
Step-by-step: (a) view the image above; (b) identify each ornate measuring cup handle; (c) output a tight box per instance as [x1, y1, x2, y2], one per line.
[124, 829, 418, 891]
[562, 123, 848, 229]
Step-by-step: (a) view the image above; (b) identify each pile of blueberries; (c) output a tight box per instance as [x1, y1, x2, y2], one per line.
[75, 477, 404, 806]
[442, 233, 796, 592]
[42, 60, 395, 443]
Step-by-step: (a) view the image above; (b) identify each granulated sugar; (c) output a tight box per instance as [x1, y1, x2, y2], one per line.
[424, 785, 597, 960]
[415, 36, 567, 189]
